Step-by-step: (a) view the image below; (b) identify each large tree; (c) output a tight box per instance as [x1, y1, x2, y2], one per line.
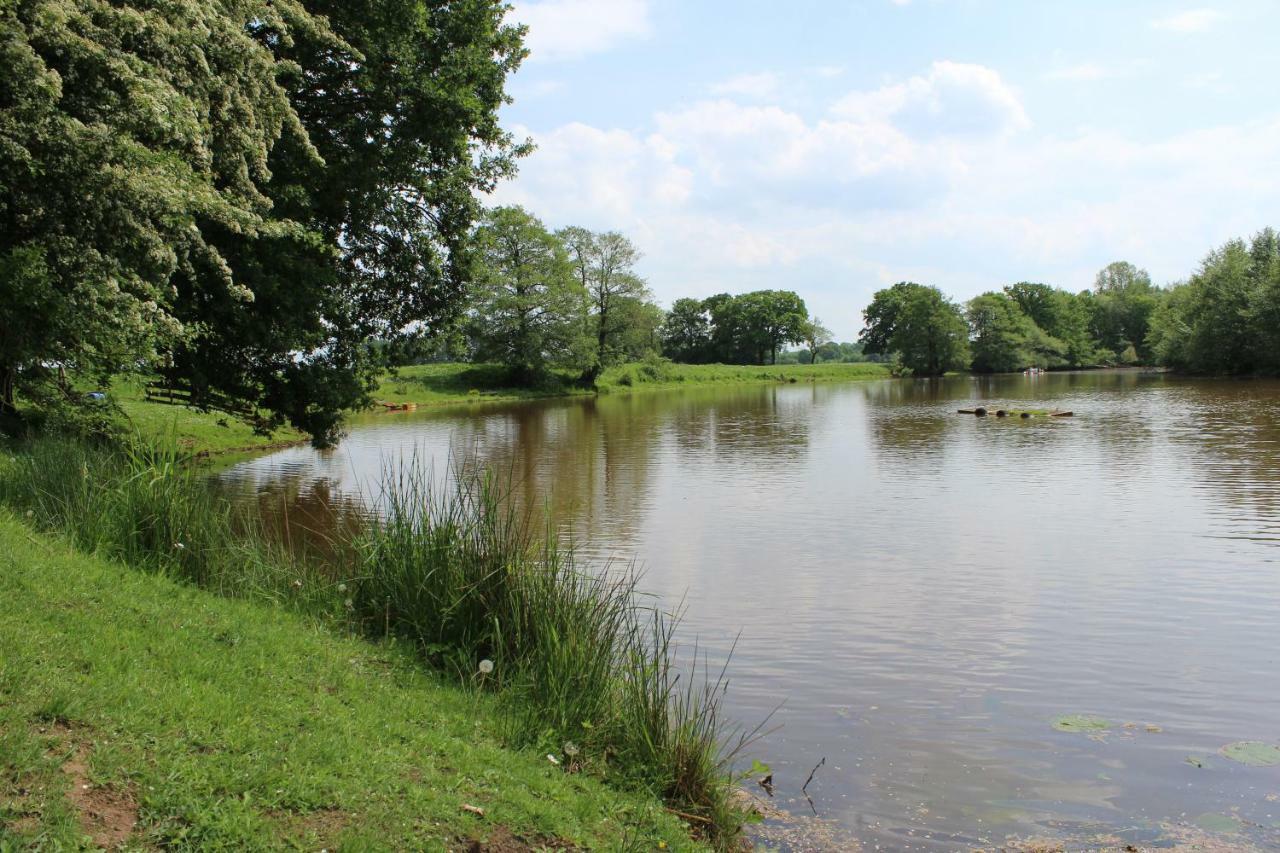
[468, 207, 585, 381]
[1088, 261, 1159, 363]
[0, 0, 333, 420]
[558, 228, 651, 378]
[860, 282, 969, 375]
[1, 0, 527, 444]
[659, 298, 712, 363]
[966, 292, 1063, 372]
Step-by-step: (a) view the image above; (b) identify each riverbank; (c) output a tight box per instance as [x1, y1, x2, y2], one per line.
[378, 361, 892, 406]
[0, 512, 705, 850]
[63, 362, 893, 456]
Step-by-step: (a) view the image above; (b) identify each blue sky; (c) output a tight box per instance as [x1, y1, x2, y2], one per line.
[494, 0, 1280, 339]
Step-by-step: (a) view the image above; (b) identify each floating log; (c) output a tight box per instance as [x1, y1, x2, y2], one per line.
[375, 400, 418, 412]
[1049, 410, 1073, 417]
[974, 407, 988, 417]
[995, 409, 1008, 417]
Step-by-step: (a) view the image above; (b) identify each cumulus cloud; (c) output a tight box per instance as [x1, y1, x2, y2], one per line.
[709, 72, 782, 100]
[509, 0, 651, 61]
[1151, 8, 1223, 33]
[493, 60, 1279, 338]
[830, 61, 1030, 136]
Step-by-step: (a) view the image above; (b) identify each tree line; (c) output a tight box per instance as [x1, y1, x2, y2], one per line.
[857, 232, 1280, 376]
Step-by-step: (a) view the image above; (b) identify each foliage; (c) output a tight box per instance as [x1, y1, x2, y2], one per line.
[1, 0, 528, 446]
[659, 290, 813, 365]
[860, 282, 970, 375]
[966, 292, 1067, 372]
[1148, 228, 1280, 374]
[801, 317, 833, 365]
[468, 207, 587, 381]
[660, 298, 714, 362]
[1088, 261, 1160, 363]
[560, 228, 655, 378]
[0, 0, 330, 417]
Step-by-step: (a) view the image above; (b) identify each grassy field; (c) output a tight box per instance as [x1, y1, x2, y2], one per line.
[594, 361, 891, 394]
[0, 512, 705, 851]
[47, 361, 892, 456]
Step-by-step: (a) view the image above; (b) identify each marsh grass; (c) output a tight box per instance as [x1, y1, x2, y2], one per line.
[0, 436, 751, 847]
[353, 458, 751, 844]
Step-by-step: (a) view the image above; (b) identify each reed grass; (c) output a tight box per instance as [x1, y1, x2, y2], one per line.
[0, 436, 751, 847]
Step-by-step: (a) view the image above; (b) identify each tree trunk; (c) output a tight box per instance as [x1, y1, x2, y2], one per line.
[0, 366, 15, 416]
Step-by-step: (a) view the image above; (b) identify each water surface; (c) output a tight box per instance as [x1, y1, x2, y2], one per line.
[220, 372, 1280, 850]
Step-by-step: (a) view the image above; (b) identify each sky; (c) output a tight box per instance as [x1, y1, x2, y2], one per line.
[493, 0, 1280, 340]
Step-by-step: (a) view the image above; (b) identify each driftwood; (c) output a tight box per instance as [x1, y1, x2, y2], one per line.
[957, 407, 1074, 418]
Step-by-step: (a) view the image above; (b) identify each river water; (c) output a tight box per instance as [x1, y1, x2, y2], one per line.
[219, 371, 1280, 850]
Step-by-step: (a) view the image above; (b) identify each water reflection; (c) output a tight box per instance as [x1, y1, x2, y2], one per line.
[219, 372, 1280, 850]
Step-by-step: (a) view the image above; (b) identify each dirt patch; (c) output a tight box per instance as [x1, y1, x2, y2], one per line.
[268, 806, 350, 844]
[460, 825, 576, 852]
[60, 741, 138, 849]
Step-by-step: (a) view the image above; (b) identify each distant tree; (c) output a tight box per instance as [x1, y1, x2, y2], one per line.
[468, 207, 585, 381]
[610, 296, 665, 361]
[660, 298, 712, 362]
[559, 228, 650, 378]
[1089, 261, 1159, 363]
[967, 293, 1035, 373]
[860, 282, 970, 375]
[733, 290, 810, 364]
[802, 317, 833, 364]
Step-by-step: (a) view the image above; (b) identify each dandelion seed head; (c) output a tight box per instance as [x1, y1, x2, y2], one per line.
[25, 510, 34, 518]
[478, 659, 494, 675]
[563, 741, 579, 757]
[344, 598, 353, 609]
[337, 583, 347, 593]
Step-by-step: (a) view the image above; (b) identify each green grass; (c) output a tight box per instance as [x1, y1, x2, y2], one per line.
[0, 437, 752, 848]
[25, 361, 889, 455]
[373, 363, 590, 407]
[378, 361, 891, 408]
[594, 361, 891, 394]
[0, 512, 703, 850]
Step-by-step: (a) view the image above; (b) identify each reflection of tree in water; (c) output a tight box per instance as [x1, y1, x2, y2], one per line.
[238, 475, 368, 563]
[1163, 378, 1280, 544]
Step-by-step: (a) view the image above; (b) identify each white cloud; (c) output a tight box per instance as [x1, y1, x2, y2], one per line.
[493, 61, 1280, 339]
[510, 0, 651, 61]
[1151, 8, 1223, 33]
[830, 61, 1030, 136]
[709, 72, 781, 100]
[1046, 63, 1110, 82]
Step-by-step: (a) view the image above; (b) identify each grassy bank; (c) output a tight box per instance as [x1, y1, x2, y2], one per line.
[377, 361, 891, 407]
[33, 361, 891, 456]
[0, 438, 748, 847]
[594, 361, 890, 394]
[0, 512, 702, 850]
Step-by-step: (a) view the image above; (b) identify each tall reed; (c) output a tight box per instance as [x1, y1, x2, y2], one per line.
[0, 437, 752, 847]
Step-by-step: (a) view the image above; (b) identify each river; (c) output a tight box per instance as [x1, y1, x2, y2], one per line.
[219, 371, 1280, 850]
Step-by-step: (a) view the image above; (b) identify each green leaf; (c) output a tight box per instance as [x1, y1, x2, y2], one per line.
[1220, 741, 1280, 767]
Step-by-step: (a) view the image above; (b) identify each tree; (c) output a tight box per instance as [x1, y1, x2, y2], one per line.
[802, 318, 833, 364]
[659, 298, 712, 363]
[733, 291, 810, 364]
[0, 0, 335, 421]
[860, 282, 970, 375]
[1089, 261, 1159, 363]
[966, 292, 1065, 372]
[468, 207, 585, 381]
[1, 0, 528, 444]
[559, 228, 651, 378]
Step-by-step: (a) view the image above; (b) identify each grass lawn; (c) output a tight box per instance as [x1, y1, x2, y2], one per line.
[0, 513, 703, 851]
[44, 361, 892, 456]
